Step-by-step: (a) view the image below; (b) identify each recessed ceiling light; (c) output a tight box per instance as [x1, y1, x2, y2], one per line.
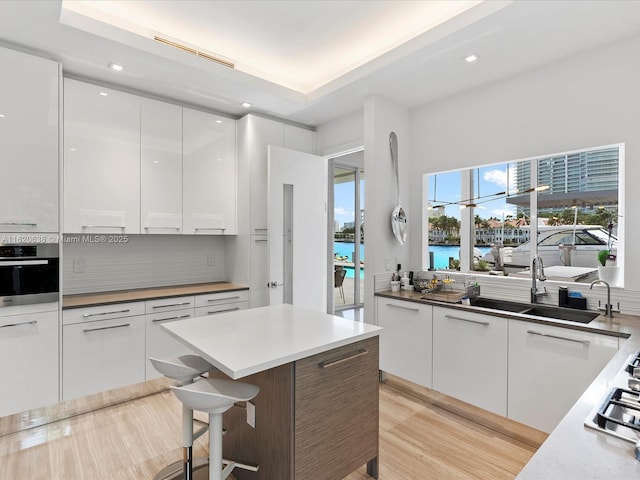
[216, 120, 222, 124]
[464, 53, 479, 63]
[109, 63, 123, 72]
[241, 102, 252, 108]
[0, 114, 5, 118]
[69, 147, 76, 152]
[99, 92, 108, 96]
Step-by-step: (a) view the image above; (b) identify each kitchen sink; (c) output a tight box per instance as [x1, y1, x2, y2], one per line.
[519, 305, 600, 323]
[469, 297, 531, 313]
[469, 297, 599, 323]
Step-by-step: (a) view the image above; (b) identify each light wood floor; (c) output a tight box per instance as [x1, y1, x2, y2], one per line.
[0, 382, 541, 479]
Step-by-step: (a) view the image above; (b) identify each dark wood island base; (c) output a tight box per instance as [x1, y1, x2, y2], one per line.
[214, 336, 379, 480]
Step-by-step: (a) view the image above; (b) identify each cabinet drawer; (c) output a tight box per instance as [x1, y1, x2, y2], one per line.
[295, 336, 379, 480]
[145, 309, 195, 379]
[195, 290, 248, 308]
[63, 315, 145, 400]
[63, 301, 145, 325]
[194, 302, 248, 317]
[145, 295, 194, 313]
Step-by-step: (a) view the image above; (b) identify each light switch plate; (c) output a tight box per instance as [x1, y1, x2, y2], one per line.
[207, 255, 215, 266]
[73, 257, 84, 273]
[246, 401, 256, 428]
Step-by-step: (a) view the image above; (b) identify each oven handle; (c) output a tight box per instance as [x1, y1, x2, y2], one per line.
[0, 260, 49, 266]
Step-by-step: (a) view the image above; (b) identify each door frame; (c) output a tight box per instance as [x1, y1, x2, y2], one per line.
[329, 148, 365, 312]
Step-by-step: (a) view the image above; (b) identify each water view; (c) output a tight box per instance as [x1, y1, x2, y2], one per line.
[333, 242, 492, 277]
[429, 245, 491, 270]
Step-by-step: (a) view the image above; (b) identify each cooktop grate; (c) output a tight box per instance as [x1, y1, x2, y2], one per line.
[625, 351, 640, 375]
[595, 388, 640, 442]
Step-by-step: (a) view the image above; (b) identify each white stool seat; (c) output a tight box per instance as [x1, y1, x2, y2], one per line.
[149, 355, 214, 383]
[172, 378, 260, 480]
[172, 378, 260, 414]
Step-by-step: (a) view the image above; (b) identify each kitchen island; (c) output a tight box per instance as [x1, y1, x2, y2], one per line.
[162, 303, 382, 480]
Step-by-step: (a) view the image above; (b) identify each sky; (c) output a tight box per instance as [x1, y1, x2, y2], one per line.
[334, 179, 365, 229]
[332, 162, 524, 229]
[428, 163, 522, 220]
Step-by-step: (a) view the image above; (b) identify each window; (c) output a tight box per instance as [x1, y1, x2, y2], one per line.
[423, 144, 623, 285]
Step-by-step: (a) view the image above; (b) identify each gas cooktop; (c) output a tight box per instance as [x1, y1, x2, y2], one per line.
[585, 351, 640, 444]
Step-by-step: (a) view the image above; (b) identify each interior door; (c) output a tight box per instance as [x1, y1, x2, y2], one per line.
[268, 145, 328, 312]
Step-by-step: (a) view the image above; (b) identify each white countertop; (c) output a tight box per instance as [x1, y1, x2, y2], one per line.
[162, 304, 382, 379]
[377, 290, 640, 478]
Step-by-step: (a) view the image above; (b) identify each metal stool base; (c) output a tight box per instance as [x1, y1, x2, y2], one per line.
[152, 457, 209, 480]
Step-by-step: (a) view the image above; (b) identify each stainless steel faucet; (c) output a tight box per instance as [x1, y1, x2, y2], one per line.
[590, 279, 616, 320]
[531, 255, 547, 303]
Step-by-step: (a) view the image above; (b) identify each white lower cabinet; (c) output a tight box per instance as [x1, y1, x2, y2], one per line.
[432, 306, 508, 415]
[0, 307, 59, 416]
[62, 302, 146, 400]
[194, 290, 249, 317]
[376, 297, 432, 387]
[145, 296, 196, 379]
[508, 320, 618, 432]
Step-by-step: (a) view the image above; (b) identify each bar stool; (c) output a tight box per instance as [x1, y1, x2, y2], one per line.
[150, 355, 214, 480]
[172, 378, 260, 480]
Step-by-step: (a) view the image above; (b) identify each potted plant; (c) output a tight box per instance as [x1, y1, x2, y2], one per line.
[597, 221, 619, 284]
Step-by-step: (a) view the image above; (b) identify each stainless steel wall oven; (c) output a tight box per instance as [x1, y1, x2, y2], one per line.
[0, 244, 59, 306]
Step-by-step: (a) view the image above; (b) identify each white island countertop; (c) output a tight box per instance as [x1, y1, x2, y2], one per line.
[162, 303, 382, 379]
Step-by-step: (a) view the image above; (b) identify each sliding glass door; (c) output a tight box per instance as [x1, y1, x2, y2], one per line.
[333, 164, 364, 309]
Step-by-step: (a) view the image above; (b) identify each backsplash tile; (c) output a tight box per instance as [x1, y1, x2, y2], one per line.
[62, 235, 226, 294]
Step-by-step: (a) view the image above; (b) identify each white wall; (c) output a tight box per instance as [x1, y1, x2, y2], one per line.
[316, 110, 364, 156]
[409, 33, 640, 291]
[363, 96, 411, 322]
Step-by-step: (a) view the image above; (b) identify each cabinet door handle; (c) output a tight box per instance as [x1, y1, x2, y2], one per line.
[320, 349, 368, 369]
[152, 302, 192, 309]
[207, 307, 240, 315]
[81, 225, 125, 231]
[385, 303, 419, 312]
[144, 226, 180, 231]
[82, 309, 131, 318]
[208, 296, 240, 302]
[526, 329, 590, 345]
[0, 222, 37, 226]
[0, 320, 37, 329]
[445, 314, 490, 326]
[194, 227, 226, 232]
[253, 228, 268, 232]
[152, 314, 192, 323]
[254, 239, 268, 243]
[83, 323, 130, 333]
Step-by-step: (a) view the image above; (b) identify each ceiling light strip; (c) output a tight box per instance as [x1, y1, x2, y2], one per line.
[154, 36, 234, 69]
[197, 51, 234, 69]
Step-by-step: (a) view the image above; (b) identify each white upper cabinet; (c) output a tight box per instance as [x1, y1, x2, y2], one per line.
[183, 108, 237, 235]
[0, 47, 59, 233]
[247, 116, 284, 234]
[141, 99, 183, 234]
[64, 79, 141, 234]
[239, 115, 315, 234]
